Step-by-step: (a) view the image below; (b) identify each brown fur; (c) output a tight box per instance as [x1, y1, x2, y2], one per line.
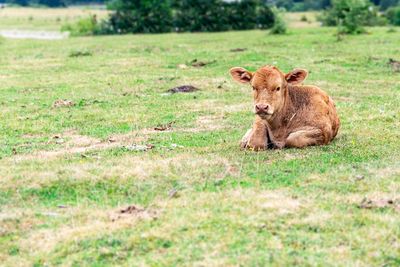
[230, 65, 340, 150]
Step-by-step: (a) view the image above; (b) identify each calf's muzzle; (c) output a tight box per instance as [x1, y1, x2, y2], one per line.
[255, 104, 271, 115]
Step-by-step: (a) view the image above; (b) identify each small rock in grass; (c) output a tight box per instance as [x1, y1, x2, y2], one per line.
[170, 144, 184, 149]
[125, 144, 154, 152]
[107, 136, 117, 143]
[55, 138, 65, 144]
[177, 64, 188, 69]
[168, 188, 179, 198]
[355, 174, 364, 181]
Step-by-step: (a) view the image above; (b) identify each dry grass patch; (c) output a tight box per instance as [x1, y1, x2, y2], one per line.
[191, 100, 251, 113]
[156, 189, 304, 232]
[94, 153, 240, 185]
[367, 165, 400, 180]
[0, 7, 108, 20]
[120, 189, 305, 265]
[9, 188, 305, 265]
[284, 12, 321, 28]
[11, 116, 238, 161]
[186, 114, 226, 132]
[0, 152, 239, 190]
[18, 205, 158, 258]
[14, 133, 113, 161]
[11, 129, 152, 162]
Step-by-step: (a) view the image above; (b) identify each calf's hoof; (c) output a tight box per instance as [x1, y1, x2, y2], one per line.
[242, 140, 267, 151]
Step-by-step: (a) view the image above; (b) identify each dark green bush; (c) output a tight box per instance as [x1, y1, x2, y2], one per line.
[174, 0, 228, 32]
[256, 2, 276, 29]
[107, 0, 173, 34]
[225, 0, 258, 31]
[222, 0, 275, 31]
[385, 6, 400, 25]
[102, 0, 275, 34]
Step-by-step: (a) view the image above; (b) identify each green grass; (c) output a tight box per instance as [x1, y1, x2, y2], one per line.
[0, 12, 400, 266]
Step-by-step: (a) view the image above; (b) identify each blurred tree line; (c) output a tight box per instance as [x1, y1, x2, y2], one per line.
[4, 0, 104, 7]
[5, 0, 399, 10]
[270, 0, 398, 11]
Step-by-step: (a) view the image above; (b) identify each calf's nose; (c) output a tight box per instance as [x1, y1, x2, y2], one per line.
[255, 104, 270, 114]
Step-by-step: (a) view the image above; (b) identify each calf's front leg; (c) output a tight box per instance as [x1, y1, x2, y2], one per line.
[240, 117, 269, 151]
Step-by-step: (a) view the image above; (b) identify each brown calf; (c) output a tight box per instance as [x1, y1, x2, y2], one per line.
[230, 65, 340, 150]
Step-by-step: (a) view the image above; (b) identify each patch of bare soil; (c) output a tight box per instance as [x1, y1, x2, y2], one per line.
[230, 48, 247, 52]
[111, 205, 158, 222]
[154, 121, 174, 131]
[190, 59, 216, 67]
[52, 99, 74, 108]
[358, 198, 400, 212]
[388, 58, 400, 72]
[167, 85, 199, 94]
[120, 205, 144, 214]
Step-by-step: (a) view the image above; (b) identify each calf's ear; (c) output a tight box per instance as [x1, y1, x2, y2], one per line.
[230, 67, 253, 84]
[285, 69, 308, 85]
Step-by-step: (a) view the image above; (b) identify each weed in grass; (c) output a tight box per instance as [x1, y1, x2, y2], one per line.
[68, 49, 93, 58]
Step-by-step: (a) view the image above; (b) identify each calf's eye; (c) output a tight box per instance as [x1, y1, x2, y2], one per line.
[276, 86, 281, 92]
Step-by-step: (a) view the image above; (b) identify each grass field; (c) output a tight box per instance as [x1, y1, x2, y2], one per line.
[0, 8, 400, 266]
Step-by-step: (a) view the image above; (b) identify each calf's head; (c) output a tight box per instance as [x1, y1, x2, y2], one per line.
[230, 65, 307, 120]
